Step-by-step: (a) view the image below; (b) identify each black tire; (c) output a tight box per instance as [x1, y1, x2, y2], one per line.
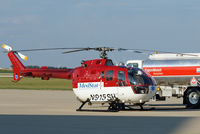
[184, 88, 200, 109]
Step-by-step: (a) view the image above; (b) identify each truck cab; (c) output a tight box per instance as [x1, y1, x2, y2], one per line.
[126, 60, 143, 69]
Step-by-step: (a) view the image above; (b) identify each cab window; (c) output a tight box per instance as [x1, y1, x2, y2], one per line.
[106, 70, 114, 81]
[127, 63, 138, 68]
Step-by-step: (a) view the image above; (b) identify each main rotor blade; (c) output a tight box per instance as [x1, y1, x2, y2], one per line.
[7, 45, 199, 57]
[117, 48, 199, 57]
[62, 48, 92, 54]
[62, 49, 86, 54]
[15, 47, 86, 52]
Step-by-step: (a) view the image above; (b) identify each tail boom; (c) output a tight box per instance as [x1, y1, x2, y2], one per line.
[8, 51, 74, 81]
[8, 51, 25, 81]
[22, 68, 74, 80]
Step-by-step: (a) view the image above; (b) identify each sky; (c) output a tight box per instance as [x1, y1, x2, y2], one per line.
[1, 0, 200, 68]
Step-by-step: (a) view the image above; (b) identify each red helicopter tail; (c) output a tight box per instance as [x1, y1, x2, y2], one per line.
[8, 51, 26, 82]
[3, 44, 74, 81]
[2, 44, 27, 81]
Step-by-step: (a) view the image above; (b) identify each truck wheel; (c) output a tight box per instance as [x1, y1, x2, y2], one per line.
[184, 88, 200, 109]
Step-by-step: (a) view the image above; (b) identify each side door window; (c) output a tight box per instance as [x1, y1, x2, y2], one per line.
[118, 71, 126, 86]
[101, 71, 105, 79]
[106, 70, 114, 81]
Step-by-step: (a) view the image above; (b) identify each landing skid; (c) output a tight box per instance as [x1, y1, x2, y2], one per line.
[76, 99, 152, 112]
[76, 98, 90, 111]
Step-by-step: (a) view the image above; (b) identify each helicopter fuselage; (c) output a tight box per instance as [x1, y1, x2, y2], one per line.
[72, 59, 157, 104]
[7, 51, 156, 105]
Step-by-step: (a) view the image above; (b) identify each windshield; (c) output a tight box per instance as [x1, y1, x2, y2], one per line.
[128, 68, 153, 85]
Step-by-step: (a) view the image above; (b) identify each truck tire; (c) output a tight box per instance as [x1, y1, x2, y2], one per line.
[184, 88, 200, 109]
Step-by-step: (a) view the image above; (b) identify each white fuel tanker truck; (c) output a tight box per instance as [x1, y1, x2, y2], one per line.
[126, 53, 200, 109]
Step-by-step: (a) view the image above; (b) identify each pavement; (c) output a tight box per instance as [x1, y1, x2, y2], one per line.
[0, 89, 200, 134]
[0, 89, 199, 117]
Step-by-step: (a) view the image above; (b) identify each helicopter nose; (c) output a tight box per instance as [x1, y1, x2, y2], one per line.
[132, 86, 149, 94]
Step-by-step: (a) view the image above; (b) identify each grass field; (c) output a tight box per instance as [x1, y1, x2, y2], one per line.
[0, 69, 12, 73]
[0, 73, 12, 76]
[0, 77, 72, 90]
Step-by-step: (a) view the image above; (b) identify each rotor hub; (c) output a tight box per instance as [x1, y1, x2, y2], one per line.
[95, 47, 114, 59]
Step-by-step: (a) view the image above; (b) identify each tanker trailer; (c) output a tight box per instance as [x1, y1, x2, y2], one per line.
[127, 55, 200, 109]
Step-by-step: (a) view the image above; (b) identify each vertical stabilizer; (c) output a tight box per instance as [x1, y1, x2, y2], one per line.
[8, 51, 26, 81]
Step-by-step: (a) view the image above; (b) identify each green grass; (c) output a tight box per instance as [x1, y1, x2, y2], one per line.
[0, 73, 12, 76]
[0, 77, 72, 90]
[0, 69, 12, 73]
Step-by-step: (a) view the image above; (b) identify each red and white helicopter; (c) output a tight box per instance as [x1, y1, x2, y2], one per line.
[2, 44, 157, 111]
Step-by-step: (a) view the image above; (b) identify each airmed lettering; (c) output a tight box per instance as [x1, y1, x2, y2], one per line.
[78, 82, 103, 89]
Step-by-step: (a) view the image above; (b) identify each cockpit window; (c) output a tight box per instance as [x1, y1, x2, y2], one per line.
[128, 68, 152, 85]
[118, 71, 126, 86]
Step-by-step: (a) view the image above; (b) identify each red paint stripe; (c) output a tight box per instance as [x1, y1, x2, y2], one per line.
[143, 66, 200, 76]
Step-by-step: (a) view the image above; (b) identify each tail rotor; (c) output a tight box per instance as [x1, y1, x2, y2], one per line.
[2, 44, 28, 61]
[2, 44, 12, 52]
[2, 44, 27, 82]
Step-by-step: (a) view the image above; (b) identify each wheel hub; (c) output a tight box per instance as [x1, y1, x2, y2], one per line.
[189, 92, 200, 104]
